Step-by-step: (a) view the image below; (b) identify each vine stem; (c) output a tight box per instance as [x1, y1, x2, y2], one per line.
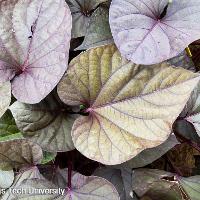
[68, 159, 72, 189]
[66, 152, 73, 200]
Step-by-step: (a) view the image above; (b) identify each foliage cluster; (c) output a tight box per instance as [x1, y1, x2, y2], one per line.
[0, 0, 200, 199]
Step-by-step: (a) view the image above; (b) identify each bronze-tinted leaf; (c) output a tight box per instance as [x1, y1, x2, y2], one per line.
[58, 44, 199, 164]
[0, 139, 43, 170]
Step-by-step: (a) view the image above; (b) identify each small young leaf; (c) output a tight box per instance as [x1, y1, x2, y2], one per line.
[0, 110, 23, 141]
[58, 44, 199, 165]
[109, 0, 200, 64]
[0, 0, 72, 103]
[0, 139, 43, 170]
[41, 152, 56, 165]
[10, 95, 76, 152]
[76, 6, 113, 50]
[0, 111, 21, 138]
[66, 0, 108, 38]
[0, 82, 11, 118]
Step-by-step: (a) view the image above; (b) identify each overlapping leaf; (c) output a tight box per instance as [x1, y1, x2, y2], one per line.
[10, 94, 76, 152]
[0, 139, 43, 170]
[167, 51, 196, 72]
[175, 82, 200, 137]
[76, 6, 113, 50]
[66, 0, 108, 38]
[94, 167, 133, 200]
[122, 134, 179, 169]
[132, 169, 200, 200]
[0, 0, 72, 103]
[0, 82, 11, 118]
[132, 169, 189, 200]
[11, 168, 119, 200]
[109, 0, 200, 64]
[173, 119, 200, 144]
[55, 168, 119, 200]
[173, 82, 200, 142]
[58, 44, 200, 165]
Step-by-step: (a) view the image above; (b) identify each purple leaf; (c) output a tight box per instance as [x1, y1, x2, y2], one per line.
[109, 0, 200, 65]
[0, 0, 72, 103]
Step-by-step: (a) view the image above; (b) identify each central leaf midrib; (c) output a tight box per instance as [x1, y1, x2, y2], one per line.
[21, 0, 45, 72]
[91, 76, 199, 110]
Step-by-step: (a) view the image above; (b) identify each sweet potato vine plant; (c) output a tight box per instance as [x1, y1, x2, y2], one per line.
[0, 0, 200, 199]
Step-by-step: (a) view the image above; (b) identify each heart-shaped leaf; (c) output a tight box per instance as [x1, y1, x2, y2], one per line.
[122, 134, 179, 169]
[2, 167, 44, 200]
[11, 168, 119, 200]
[109, 0, 200, 64]
[0, 0, 72, 103]
[10, 94, 76, 152]
[0, 82, 11, 118]
[57, 44, 199, 165]
[76, 6, 113, 50]
[0, 169, 14, 189]
[66, 0, 108, 38]
[0, 139, 43, 170]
